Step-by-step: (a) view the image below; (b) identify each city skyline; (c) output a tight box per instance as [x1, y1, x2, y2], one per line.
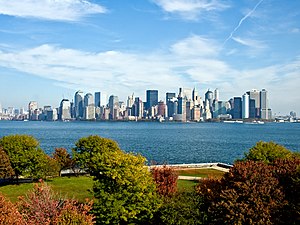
[0, 1, 300, 115]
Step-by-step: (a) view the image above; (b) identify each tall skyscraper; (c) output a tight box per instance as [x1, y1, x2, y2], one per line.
[247, 89, 260, 118]
[214, 88, 219, 101]
[59, 99, 71, 120]
[205, 89, 213, 112]
[242, 93, 249, 119]
[233, 97, 242, 119]
[84, 93, 95, 120]
[74, 90, 84, 119]
[95, 92, 101, 107]
[28, 101, 38, 120]
[132, 97, 143, 119]
[146, 90, 158, 110]
[260, 89, 271, 119]
[166, 92, 176, 118]
[108, 95, 119, 120]
[177, 88, 186, 122]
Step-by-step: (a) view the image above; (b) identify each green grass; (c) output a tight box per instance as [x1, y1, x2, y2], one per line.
[177, 180, 199, 192]
[0, 176, 94, 203]
[176, 168, 225, 178]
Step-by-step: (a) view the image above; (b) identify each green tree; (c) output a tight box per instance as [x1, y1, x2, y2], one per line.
[73, 135, 161, 225]
[53, 148, 73, 176]
[0, 147, 14, 179]
[243, 141, 294, 163]
[0, 135, 49, 181]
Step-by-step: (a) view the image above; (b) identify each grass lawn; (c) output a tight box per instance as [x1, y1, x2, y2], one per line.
[177, 179, 199, 192]
[176, 168, 225, 178]
[0, 176, 94, 203]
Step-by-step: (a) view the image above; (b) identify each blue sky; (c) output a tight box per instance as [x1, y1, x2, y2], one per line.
[0, 0, 299, 115]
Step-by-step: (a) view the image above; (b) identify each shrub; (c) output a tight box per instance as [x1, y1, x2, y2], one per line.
[0, 193, 25, 225]
[151, 165, 178, 197]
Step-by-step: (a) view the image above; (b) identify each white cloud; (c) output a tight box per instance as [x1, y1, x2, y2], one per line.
[232, 36, 266, 49]
[0, 0, 106, 21]
[170, 35, 220, 57]
[152, 0, 229, 20]
[0, 36, 299, 114]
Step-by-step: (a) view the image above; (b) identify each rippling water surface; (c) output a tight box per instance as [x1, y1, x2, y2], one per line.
[0, 121, 299, 164]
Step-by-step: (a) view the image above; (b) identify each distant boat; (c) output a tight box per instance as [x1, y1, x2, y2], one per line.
[23, 119, 29, 122]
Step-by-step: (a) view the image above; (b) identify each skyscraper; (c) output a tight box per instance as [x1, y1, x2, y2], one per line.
[84, 93, 95, 120]
[108, 95, 119, 120]
[233, 97, 242, 119]
[74, 90, 84, 119]
[260, 89, 271, 119]
[247, 89, 260, 118]
[242, 93, 249, 119]
[146, 90, 158, 110]
[95, 92, 101, 107]
[166, 92, 176, 118]
[59, 99, 71, 120]
[177, 88, 186, 122]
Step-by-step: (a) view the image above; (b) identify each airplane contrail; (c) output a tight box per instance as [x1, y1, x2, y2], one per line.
[223, 0, 264, 45]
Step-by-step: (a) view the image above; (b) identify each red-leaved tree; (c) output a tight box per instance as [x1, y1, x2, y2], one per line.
[151, 165, 178, 197]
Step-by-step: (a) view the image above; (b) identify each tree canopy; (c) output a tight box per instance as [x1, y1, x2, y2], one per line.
[73, 135, 161, 225]
[243, 141, 294, 163]
[0, 135, 50, 179]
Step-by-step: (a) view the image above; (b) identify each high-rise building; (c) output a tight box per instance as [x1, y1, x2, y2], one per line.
[74, 90, 84, 119]
[132, 97, 143, 119]
[214, 88, 219, 101]
[247, 89, 260, 118]
[127, 93, 134, 108]
[242, 93, 249, 119]
[260, 89, 269, 119]
[95, 92, 101, 107]
[28, 101, 38, 120]
[166, 92, 176, 118]
[205, 89, 213, 110]
[146, 90, 158, 110]
[176, 88, 186, 122]
[83, 93, 95, 120]
[59, 99, 71, 120]
[233, 97, 242, 119]
[108, 95, 119, 120]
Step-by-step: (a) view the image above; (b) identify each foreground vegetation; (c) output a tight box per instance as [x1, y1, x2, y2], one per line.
[0, 135, 299, 224]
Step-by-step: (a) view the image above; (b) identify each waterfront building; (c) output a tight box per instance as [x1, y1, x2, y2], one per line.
[146, 90, 158, 110]
[157, 101, 166, 117]
[74, 90, 84, 119]
[108, 95, 119, 120]
[233, 97, 242, 119]
[84, 93, 95, 120]
[28, 101, 39, 120]
[46, 108, 58, 121]
[247, 89, 260, 118]
[95, 92, 101, 107]
[176, 88, 186, 122]
[166, 92, 177, 118]
[205, 89, 213, 112]
[242, 93, 249, 119]
[127, 93, 134, 108]
[260, 89, 269, 119]
[249, 99, 256, 118]
[214, 88, 219, 101]
[59, 99, 71, 120]
[132, 97, 143, 119]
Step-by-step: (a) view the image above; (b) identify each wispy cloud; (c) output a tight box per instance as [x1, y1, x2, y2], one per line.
[223, 0, 264, 45]
[232, 36, 266, 49]
[0, 0, 107, 21]
[152, 0, 230, 20]
[0, 36, 299, 114]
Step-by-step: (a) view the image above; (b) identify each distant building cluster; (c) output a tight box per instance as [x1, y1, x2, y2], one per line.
[0, 87, 283, 122]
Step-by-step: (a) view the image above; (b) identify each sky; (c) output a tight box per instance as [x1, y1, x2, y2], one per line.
[0, 0, 299, 116]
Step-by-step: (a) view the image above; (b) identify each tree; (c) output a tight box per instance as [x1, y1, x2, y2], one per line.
[0, 147, 14, 179]
[151, 165, 178, 197]
[243, 141, 294, 163]
[53, 148, 73, 176]
[196, 161, 285, 225]
[73, 135, 161, 225]
[0, 135, 49, 181]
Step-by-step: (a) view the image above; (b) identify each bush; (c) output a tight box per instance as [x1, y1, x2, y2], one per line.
[151, 165, 178, 197]
[0, 194, 25, 225]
